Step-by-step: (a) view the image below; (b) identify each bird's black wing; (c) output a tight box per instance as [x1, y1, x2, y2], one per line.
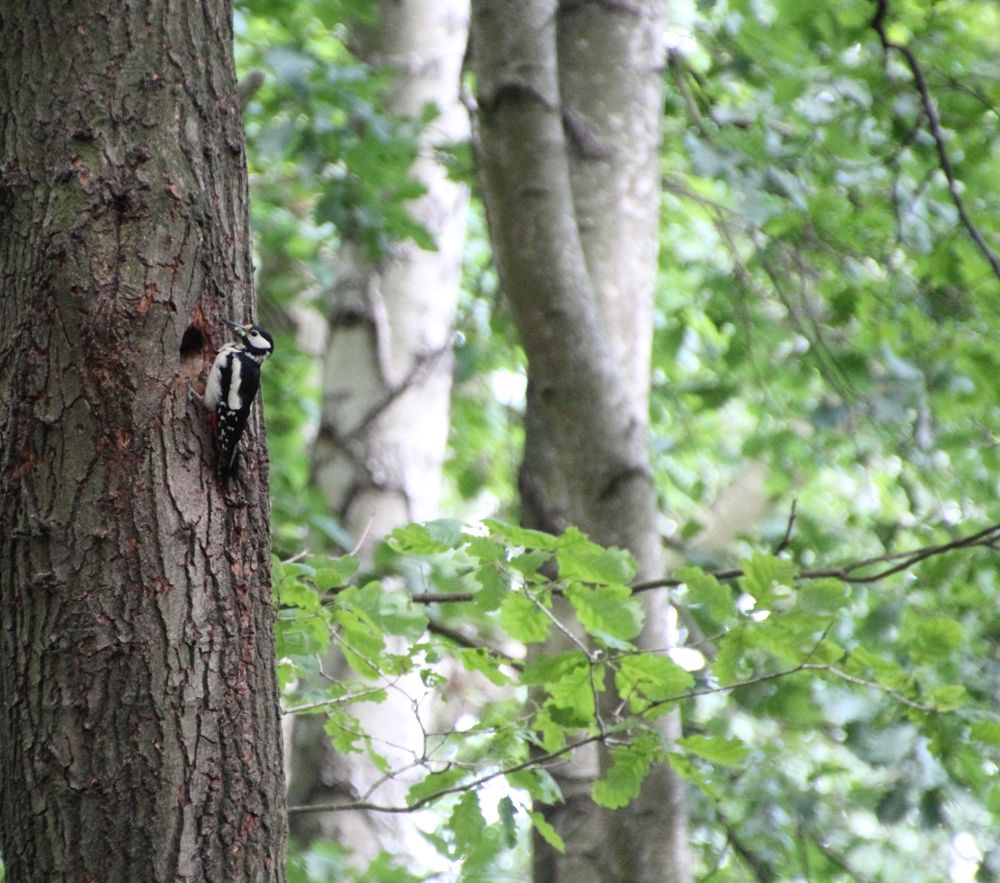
[216, 355, 261, 478]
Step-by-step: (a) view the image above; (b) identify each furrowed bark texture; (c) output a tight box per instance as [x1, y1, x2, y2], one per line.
[289, 0, 470, 860]
[0, 3, 287, 881]
[471, 1, 691, 881]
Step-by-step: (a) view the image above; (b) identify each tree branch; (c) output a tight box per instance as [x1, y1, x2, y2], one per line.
[772, 498, 798, 556]
[308, 521, 1000, 609]
[287, 730, 605, 815]
[870, 0, 1000, 281]
[425, 618, 524, 671]
[633, 520, 1000, 592]
[800, 663, 936, 713]
[718, 809, 778, 883]
[285, 635, 952, 817]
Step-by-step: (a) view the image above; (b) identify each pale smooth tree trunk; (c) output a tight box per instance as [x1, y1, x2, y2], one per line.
[287, 0, 470, 860]
[471, 1, 692, 881]
[0, 3, 287, 881]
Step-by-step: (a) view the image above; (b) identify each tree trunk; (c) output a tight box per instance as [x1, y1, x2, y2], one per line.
[310, 2, 469, 545]
[470, 1, 692, 881]
[0, 3, 287, 881]
[287, 0, 470, 860]
[558, 0, 665, 411]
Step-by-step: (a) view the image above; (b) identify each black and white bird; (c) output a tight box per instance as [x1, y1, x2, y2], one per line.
[203, 318, 274, 479]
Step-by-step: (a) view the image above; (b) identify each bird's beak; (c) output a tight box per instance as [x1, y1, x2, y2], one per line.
[223, 318, 246, 337]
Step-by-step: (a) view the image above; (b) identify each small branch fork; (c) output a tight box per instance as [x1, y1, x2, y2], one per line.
[298, 519, 1000, 688]
[287, 730, 604, 816]
[870, 0, 1000, 282]
[401, 520, 1000, 602]
[636, 520, 1000, 592]
[284, 520, 999, 816]
[286, 654, 937, 816]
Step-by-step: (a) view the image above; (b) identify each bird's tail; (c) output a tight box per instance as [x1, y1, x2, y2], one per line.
[216, 437, 240, 480]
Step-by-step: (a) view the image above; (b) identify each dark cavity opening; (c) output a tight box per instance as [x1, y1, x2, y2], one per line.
[180, 325, 204, 360]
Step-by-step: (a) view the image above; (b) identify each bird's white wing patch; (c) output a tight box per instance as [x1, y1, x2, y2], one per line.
[203, 349, 230, 411]
[226, 353, 245, 410]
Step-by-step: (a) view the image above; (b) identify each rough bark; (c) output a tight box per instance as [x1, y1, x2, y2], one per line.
[0, 3, 287, 881]
[470, 1, 691, 881]
[287, 0, 470, 860]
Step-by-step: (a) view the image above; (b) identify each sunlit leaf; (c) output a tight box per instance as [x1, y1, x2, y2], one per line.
[484, 519, 560, 550]
[565, 582, 643, 644]
[592, 733, 658, 808]
[449, 791, 486, 855]
[678, 566, 736, 621]
[406, 768, 466, 806]
[499, 591, 551, 643]
[908, 617, 965, 663]
[739, 553, 798, 608]
[556, 527, 637, 585]
[615, 654, 694, 710]
[927, 684, 967, 712]
[456, 647, 512, 686]
[529, 811, 565, 853]
[678, 734, 749, 766]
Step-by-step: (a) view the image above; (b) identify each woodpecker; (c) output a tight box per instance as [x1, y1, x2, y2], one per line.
[203, 318, 274, 479]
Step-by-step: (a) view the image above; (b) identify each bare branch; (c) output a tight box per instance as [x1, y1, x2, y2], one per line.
[772, 498, 798, 556]
[306, 520, 1000, 607]
[410, 589, 477, 603]
[719, 809, 778, 883]
[804, 827, 877, 883]
[870, 0, 1000, 281]
[282, 686, 395, 716]
[287, 731, 605, 815]
[800, 520, 1000, 584]
[425, 618, 524, 671]
[285, 639, 950, 817]
[800, 664, 936, 713]
[634, 520, 1000, 592]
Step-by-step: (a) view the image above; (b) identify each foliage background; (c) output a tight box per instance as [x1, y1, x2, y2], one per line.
[233, 0, 1000, 880]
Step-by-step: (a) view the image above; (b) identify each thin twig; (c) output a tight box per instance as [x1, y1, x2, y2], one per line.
[282, 686, 395, 716]
[773, 498, 798, 555]
[801, 521, 1000, 584]
[287, 731, 605, 815]
[804, 827, 876, 883]
[410, 590, 477, 604]
[281, 548, 311, 565]
[801, 663, 935, 713]
[527, 589, 596, 661]
[426, 619, 523, 671]
[286, 643, 949, 817]
[633, 520, 1000, 593]
[871, 0, 1000, 281]
[719, 809, 778, 883]
[348, 516, 375, 557]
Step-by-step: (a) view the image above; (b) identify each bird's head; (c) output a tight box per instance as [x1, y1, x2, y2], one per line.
[223, 318, 274, 358]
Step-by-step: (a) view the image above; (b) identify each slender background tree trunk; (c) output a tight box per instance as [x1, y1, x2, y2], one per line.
[0, 3, 286, 880]
[310, 2, 469, 546]
[287, 0, 470, 860]
[470, 1, 692, 880]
